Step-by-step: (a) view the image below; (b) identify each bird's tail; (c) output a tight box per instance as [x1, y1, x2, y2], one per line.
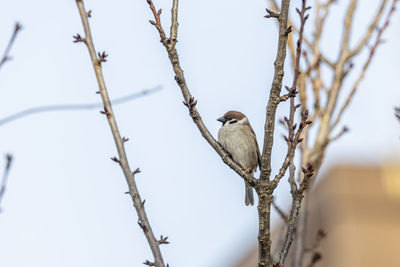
[245, 182, 254, 206]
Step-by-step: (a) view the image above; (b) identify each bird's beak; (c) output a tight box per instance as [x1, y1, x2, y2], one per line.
[217, 117, 226, 123]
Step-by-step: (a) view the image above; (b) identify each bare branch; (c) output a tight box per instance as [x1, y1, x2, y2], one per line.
[314, 0, 362, 147]
[329, 126, 349, 142]
[277, 163, 313, 265]
[259, 0, 291, 182]
[0, 85, 162, 127]
[269, 0, 335, 69]
[303, 230, 326, 267]
[341, 0, 357, 53]
[146, 0, 258, 188]
[256, 1, 292, 266]
[0, 22, 22, 71]
[331, 0, 398, 131]
[170, 0, 179, 41]
[147, 0, 168, 43]
[304, 229, 327, 253]
[271, 110, 310, 190]
[348, 0, 387, 59]
[305, 252, 322, 267]
[74, 1, 166, 266]
[256, 1, 313, 266]
[0, 154, 13, 212]
[395, 106, 400, 122]
[270, 0, 311, 190]
[288, 158, 297, 194]
[270, 3, 313, 264]
[265, 8, 280, 19]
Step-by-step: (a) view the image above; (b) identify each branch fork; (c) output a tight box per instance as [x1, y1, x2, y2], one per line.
[265, 8, 280, 18]
[145, 0, 313, 266]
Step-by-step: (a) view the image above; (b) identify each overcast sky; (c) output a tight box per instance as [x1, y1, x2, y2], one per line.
[0, 1, 399, 267]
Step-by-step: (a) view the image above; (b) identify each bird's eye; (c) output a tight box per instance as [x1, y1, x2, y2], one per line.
[227, 116, 232, 121]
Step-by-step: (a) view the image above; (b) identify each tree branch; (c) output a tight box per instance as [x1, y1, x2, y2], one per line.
[271, 0, 311, 191]
[0, 22, 22, 71]
[395, 106, 400, 122]
[146, 0, 258, 187]
[170, 0, 179, 41]
[270, 1, 313, 265]
[277, 164, 313, 266]
[0, 85, 162, 127]
[347, 0, 387, 59]
[331, 0, 397, 131]
[0, 154, 13, 212]
[259, 0, 291, 182]
[313, 0, 359, 151]
[74, 1, 166, 266]
[268, 0, 335, 69]
[341, 0, 357, 53]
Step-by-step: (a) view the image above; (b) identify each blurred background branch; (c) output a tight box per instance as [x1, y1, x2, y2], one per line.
[0, 154, 13, 212]
[0, 22, 22, 71]
[0, 85, 162, 126]
[267, 0, 398, 266]
[0, 22, 21, 214]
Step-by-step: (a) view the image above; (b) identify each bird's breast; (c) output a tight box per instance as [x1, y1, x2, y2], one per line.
[218, 125, 258, 171]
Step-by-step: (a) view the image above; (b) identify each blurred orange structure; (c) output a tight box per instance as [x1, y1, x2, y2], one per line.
[236, 165, 400, 267]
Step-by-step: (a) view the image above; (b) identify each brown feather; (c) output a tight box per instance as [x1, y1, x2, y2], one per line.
[223, 111, 246, 120]
[247, 121, 261, 169]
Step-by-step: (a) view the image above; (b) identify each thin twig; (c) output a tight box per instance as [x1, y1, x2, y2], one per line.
[270, 111, 310, 190]
[268, 0, 335, 69]
[0, 154, 13, 212]
[0, 85, 162, 127]
[270, 0, 311, 191]
[288, 158, 297, 195]
[304, 229, 327, 253]
[305, 252, 322, 267]
[395, 106, 400, 122]
[312, 0, 363, 159]
[74, 1, 166, 266]
[273, 1, 312, 265]
[277, 164, 313, 265]
[0, 22, 22, 71]
[329, 126, 349, 142]
[348, 0, 387, 59]
[303, 229, 326, 267]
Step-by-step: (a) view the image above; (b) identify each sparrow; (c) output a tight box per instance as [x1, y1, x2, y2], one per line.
[217, 111, 260, 206]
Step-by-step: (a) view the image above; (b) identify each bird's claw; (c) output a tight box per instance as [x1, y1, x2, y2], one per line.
[223, 152, 232, 161]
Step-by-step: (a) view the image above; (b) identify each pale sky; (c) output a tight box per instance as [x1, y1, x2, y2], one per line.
[0, 1, 399, 267]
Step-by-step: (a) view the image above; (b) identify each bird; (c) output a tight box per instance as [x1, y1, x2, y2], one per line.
[217, 111, 260, 206]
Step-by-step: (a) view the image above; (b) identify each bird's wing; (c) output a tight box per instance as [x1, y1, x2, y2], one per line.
[248, 124, 261, 170]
